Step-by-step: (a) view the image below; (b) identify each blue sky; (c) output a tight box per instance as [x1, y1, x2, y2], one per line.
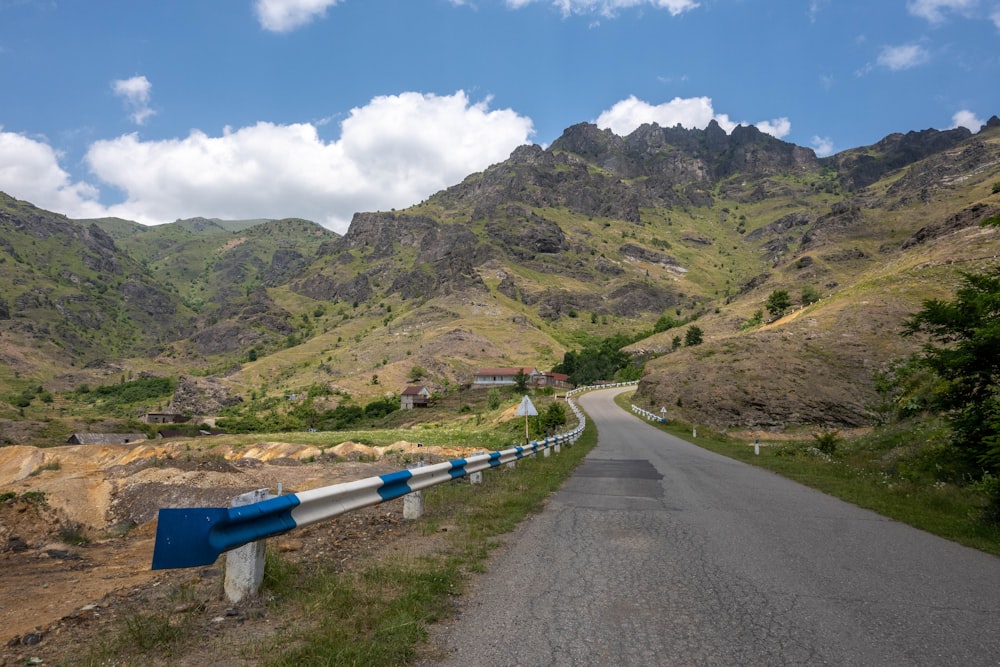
[1, 0, 998, 233]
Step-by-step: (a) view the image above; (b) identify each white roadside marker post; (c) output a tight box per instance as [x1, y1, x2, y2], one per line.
[403, 461, 425, 520]
[470, 452, 484, 485]
[224, 487, 274, 604]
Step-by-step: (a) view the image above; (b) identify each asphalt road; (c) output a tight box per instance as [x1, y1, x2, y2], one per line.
[424, 387, 1000, 666]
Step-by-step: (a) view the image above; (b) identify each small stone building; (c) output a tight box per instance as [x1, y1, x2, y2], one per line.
[143, 412, 186, 424]
[400, 386, 431, 410]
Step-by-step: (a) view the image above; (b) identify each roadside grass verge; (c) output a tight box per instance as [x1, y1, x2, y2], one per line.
[257, 420, 599, 666]
[617, 393, 1000, 556]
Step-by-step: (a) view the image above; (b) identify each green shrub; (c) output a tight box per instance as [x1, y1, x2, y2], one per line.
[813, 430, 840, 455]
[19, 490, 47, 505]
[973, 474, 1000, 524]
[487, 387, 502, 410]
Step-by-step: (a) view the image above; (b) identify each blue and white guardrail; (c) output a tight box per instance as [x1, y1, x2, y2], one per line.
[151, 396, 588, 570]
[565, 380, 637, 398]
[631, 404, 667, 424]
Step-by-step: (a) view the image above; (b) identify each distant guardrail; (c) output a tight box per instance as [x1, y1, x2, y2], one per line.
[565, 380, 638, 398]
[151, 394, 591, 572]
[631, 404, 667, 424]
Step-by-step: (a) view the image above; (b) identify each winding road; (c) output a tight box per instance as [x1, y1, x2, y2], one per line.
[425, 387, 1000, 666]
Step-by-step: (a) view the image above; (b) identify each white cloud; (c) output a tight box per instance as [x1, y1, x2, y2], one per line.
[951, 108, 984, 131]
[906, 0, 977, 23]
[808, 0, 829, 22]
[991, 6, 1000, 29]
[253, 0, 698, 32]
[0, 128, 105, 217]
[876, 43, 930, 71]
[112, 75, 155, 126]
[254, 0, 341, 32]
[755, 117, 792, 139]
[811, 136, 835, 157]
[75, 91, 532, 232]
[594, 95, 791, 139]
[507, 0, 699, 18]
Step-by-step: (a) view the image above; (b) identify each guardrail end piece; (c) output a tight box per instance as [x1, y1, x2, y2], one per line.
[152, 507, 230, 570]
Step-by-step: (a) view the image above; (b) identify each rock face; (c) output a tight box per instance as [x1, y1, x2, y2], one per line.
[902, 203, 1000, 249]
[619, 243, 685, 271]
[823, 126, 972, 190]
[0, 193, 194, 361]
[339, 212, 440, 258]
[168, 376, 243, 416]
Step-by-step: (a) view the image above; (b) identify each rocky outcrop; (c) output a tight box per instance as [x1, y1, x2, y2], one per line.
[824, 126, 972, 191]
[262, 247, 309, 287]
[745, 211, 812, 242]
[486, 207, 569, 257]
[607, 282, 680, 316]
[168, 376, 243, 416]
[339, 212, 439, 258]
[902, 203, 1000, 249]
[294, 273, 373, 304]
[800, 201, 866, 251]
[620, 243, 685, 271]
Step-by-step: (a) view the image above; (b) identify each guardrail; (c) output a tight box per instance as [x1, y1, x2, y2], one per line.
[151, 396, 588, 572]
[565, 380, 638, 398]
[631, 403, 667, 424]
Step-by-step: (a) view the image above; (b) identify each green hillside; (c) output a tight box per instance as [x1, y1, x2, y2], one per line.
[2, 117, 999, 445]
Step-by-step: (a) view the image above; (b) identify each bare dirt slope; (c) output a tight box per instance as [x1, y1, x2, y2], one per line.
[0, 438, 465, 665]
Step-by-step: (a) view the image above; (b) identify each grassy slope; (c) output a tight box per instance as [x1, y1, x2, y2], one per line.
[4, 128, 1000, 439]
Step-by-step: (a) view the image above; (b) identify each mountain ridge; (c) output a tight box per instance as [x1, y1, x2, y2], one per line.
[2, 115, 1000, 442]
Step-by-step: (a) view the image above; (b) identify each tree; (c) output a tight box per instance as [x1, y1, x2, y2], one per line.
[513, 368, 529, 392]
[407, 365, 426, 382]
[552, 334, 633, 385]
[801, 285, 821, 306]
[904, 267, 1000, 475]
[766, 289, 792, 319]
[487, 387, 502, 410]
[741, 309, 764, 331]
[684, 325, 703, 347]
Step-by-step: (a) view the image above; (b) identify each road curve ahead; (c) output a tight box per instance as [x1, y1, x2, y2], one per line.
[425, 387, 1000, 666]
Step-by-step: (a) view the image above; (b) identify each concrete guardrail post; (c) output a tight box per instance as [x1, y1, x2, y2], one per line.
[224, 487, 275, 603]
[403, 461, 425, 520]
[543, 437, 551, 457]
[470, 451, 484, 485]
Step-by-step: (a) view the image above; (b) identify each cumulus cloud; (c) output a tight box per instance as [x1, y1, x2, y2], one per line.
[811, 136, 835, 157]
[112, 75, 155, 125]
[992, 6, 1000, 29]
[594, 95, 791, 139]
[906, 0, 977, 23]
[755, 117, 792, 139]
[951, 109, 984, 131]
[0, 128, 105, 217]
[254, 0, 342, 32]
[255, 0, 698, 32]
[507, 0, 699, 17]
[876, 43, 930, 71]
[74, 91, 532, 232]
